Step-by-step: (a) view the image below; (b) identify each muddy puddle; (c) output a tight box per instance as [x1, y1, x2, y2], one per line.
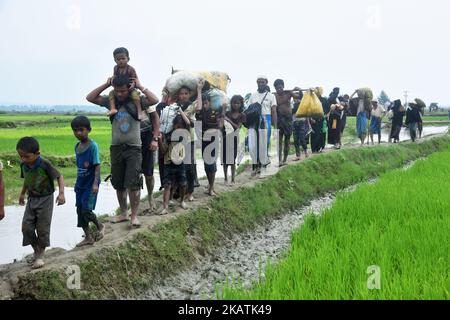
[0, 160, 231, 264]
[374, 125, 447, 143]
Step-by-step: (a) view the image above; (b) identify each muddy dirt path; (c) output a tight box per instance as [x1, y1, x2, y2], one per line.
[139, 193, 342, 300]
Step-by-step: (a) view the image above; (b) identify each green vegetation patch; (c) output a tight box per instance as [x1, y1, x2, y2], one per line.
[221, 145, 450, 299]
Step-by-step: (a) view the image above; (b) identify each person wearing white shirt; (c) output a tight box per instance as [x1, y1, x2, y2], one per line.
[246, 76, 277, 175]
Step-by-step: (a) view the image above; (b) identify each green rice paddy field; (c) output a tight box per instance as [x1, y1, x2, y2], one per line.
[0, 114, 112, 157]
[221, 145, 450, 299]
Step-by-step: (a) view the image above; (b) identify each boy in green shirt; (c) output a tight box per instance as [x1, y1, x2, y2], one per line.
[17, 137, 65, 269]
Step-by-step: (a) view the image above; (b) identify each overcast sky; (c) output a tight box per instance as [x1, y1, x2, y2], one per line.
[1, 0, 449, 106]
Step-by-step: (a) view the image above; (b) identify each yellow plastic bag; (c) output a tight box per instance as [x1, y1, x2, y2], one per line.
[332, 119, 337, 129]
[296, 90, 324, 118]
[198, 71, 230, 92]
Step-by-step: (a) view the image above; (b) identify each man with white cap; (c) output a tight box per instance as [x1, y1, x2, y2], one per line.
[246, 76, 277, 175]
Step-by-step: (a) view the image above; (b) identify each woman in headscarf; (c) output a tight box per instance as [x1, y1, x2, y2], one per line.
[313, 87, 329, 152]
[327, 88, 343, 149]
[389, 99, 405, 143]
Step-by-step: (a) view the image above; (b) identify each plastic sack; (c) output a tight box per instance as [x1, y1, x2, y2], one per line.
[160, 104, 181, 134]
[191, 88, 230, 112]
[295, 90, 324, 118]
[208, 88, 229, 111]
[198, 71, 230, 92]
[414, 98, 426, 109]
[171, 69, 231, 93]
[358, 88, 373, 101]
[165, 71, 201, 96]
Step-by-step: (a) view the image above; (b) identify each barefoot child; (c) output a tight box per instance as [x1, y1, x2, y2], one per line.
[107, 47, 143, 119]
[196, 89, 223, 196]
[71, 116, 105, 247]
[16, 137, 65, 269]
[222, 95, 246, 184]
[158, 114, 190, 215]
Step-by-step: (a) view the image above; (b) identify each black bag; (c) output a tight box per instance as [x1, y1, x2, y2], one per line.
[348, 98, 359, 116]
[243, 92, 268, 129]
[243, 103, 262, 129]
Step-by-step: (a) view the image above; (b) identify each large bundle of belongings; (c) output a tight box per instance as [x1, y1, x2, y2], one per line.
[348, 87, 373, 116]
[165, 69, 230, 112]
[295, 89, 324, 118]
[171, 68, 230, 92]
[414, 98, 426, 115]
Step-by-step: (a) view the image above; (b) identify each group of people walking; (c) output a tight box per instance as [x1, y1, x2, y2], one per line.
[0, 47, 426, 270]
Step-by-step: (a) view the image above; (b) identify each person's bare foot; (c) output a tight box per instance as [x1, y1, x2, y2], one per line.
[180, 201, 188, 210]
[76, 237, 95, 247]
[148, 199, 156, 211]
[96, 224, 105, 241]
[111, 214, 129, 224]
[157, 208, 169, 215]
[107, 109, 118, 117]
[131, 217, 141, 228]
[143, 200, 157, 214]
[32, 259, 45, 269]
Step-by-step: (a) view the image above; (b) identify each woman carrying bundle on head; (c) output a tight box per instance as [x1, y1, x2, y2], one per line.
[350, 88, 373, 146]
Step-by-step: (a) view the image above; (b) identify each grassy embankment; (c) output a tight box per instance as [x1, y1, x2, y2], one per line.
[12, 134, 450, 299]
[221, 145, 450, 299]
